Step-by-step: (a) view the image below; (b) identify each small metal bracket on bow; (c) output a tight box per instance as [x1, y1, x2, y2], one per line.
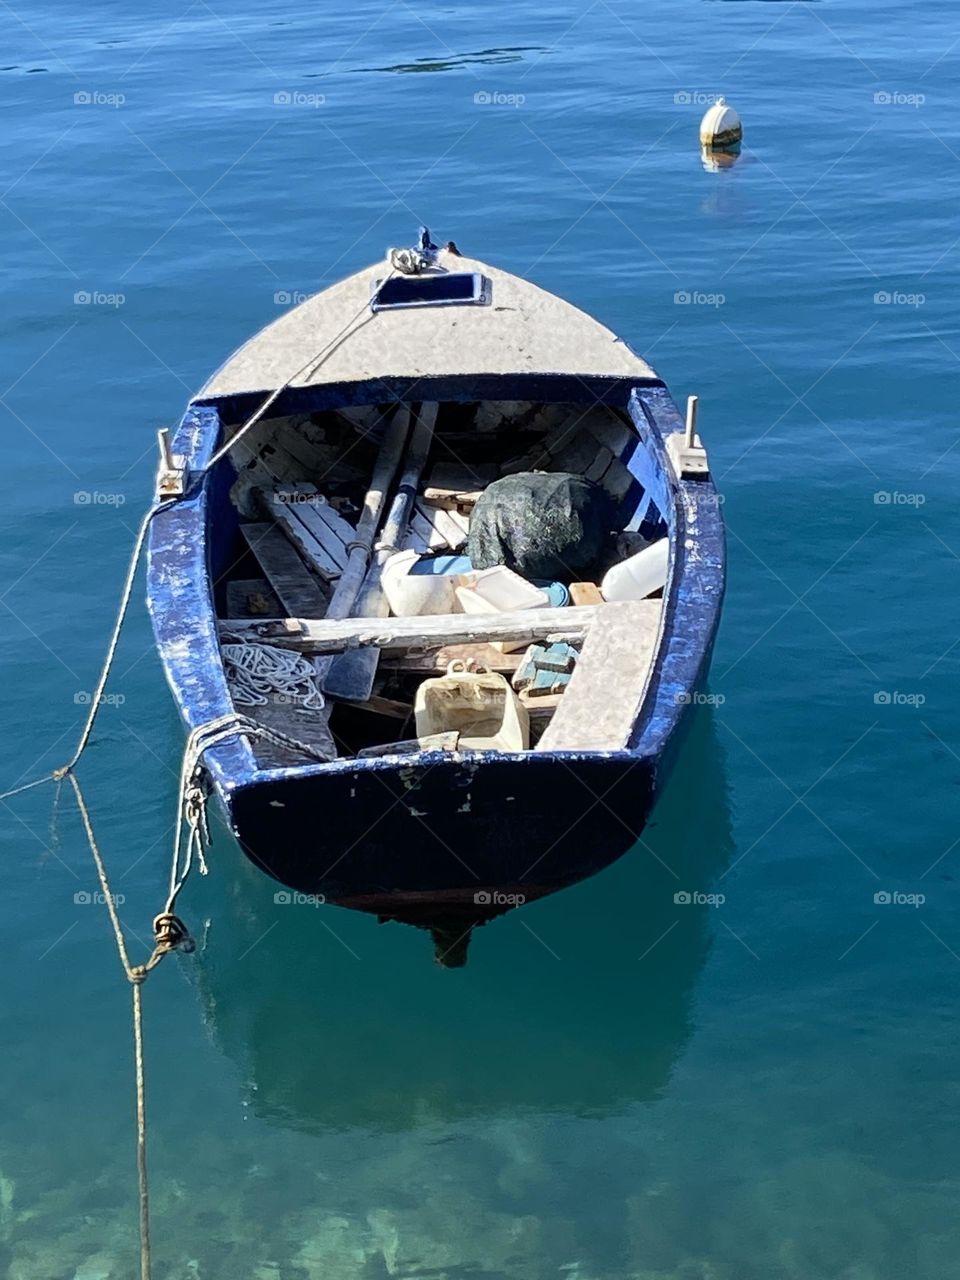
[156, 428, 188, 498]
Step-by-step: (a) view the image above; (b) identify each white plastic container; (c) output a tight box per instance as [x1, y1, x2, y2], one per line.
[600, 537, 669, 602]
[382, 550, 459, 616]
[415, 662, 530, 752]
[455, 566, 549, 615]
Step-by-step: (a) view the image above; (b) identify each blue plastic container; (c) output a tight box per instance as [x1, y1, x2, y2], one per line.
[409, 557, 569, 609]
[410, 554, 472, 577]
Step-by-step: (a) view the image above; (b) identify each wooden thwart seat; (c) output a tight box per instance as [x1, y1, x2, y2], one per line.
[219, 603, 598, 653]
[535, 600, 661, 753]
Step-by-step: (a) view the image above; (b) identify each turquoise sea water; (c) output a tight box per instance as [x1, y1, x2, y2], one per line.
[3, 1, 960, 1276]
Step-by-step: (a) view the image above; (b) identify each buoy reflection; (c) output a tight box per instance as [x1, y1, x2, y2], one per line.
[700, 143, 741, 173]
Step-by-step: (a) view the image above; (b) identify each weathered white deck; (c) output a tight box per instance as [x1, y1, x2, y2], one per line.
[199, 248, 656, 399]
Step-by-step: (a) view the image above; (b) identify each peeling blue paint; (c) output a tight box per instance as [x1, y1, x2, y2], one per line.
[145, 377, 725, 916]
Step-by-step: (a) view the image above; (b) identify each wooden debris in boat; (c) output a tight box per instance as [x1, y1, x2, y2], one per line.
[221, 603, 599, 654]
[357, 731, 459, 759]
[513, 643, 577, 698]
[280, 484, 356, 563]
[240, 524, 329, 617]
[225, 578, 281, 618]
[257, 496, 340, 581]
[569, 581, 604, 606]
[259, 485, 357, 580]
[380, 642, 522, 674]
[536, 601, 660, 752]
[350, 693, 411, 720]
[401, 498, 468, 554]
[423, 460, 497, 509]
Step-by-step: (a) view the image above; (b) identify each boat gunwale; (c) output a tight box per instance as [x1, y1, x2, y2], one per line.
[146, 379, 724, 804]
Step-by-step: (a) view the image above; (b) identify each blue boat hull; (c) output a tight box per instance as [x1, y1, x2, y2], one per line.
[147, 374, 725, 927]
[229, 750, 658, 920]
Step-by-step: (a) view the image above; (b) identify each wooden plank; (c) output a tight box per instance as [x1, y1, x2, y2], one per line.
[278, 485, 360, 571]
[401, 508, 441, 554]
[535, 601, 661, 753]
[423, 460, 496, 509]
[585, 446, 614, 484]
[380, 643, 522, 674]
[314, 499, 360, 544]
[225, 577, 281, 619]
[260, 493, 341, 580]
[414, 498, 467, 552]
[584, 412, 635, 460]
[569, 582, 604, 606]
[349, 693, 411, 720]
[242, 694, 338, 768]
[221, 603, 598, 654]
[240, 524, 329, 617]
[284, 498, 349, 571]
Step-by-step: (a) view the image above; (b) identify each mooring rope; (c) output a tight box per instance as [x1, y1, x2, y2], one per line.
[60, 709, 333, 1280]
[0, 499, 173, 803]
[0, 491, 334, 1280]
[0, 240, 425, 1278]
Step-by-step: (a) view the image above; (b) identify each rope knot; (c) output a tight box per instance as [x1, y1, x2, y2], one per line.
[152, 912, 194, 955]
[182, 782, 207, 831]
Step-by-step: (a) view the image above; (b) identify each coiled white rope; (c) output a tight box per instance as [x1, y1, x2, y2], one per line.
[388, 245, 430, 274]
[222, 642, 325, 710]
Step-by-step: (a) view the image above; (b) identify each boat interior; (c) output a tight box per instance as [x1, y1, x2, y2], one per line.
[214, 398, 670, 769]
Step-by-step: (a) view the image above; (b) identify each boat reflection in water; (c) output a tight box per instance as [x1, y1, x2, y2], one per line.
[186, 707, 732, 1134]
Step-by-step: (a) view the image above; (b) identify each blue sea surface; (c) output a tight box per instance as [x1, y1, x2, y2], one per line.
[2, 1, 959, 1276]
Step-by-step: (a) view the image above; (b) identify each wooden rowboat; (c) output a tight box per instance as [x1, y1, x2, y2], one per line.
[146, 230, 725, 944]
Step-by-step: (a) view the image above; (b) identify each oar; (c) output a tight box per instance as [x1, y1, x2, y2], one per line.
[322, 404, 412, 623]
[322, 401, 437, 702]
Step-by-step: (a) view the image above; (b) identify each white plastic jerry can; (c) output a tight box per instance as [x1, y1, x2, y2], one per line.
[414, 662, 530, 752]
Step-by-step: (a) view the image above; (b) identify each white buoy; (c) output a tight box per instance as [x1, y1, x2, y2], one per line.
[699, 97, 742, 149]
